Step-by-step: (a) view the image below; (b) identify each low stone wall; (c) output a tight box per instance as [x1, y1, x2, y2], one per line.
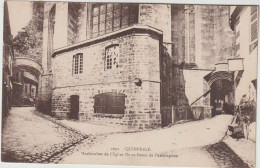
[79, 113, 161, 130]
[191, 105, 212, 120]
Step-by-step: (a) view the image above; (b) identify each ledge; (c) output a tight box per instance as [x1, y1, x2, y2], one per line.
[51, 25, 163, 58]
[93, 113, 125, 119]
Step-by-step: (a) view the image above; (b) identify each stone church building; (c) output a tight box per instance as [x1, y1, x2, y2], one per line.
[35, 2, 236, 129]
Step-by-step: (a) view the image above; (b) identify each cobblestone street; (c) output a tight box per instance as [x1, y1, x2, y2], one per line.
[1, 107, 88, 163]
[205, 142, 250, 168]
[1, 107, 255, 167]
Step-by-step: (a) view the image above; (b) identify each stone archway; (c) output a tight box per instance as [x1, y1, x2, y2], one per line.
[204, 70, 235, 117]
[12, 57, 42, 106]
[210, 79, 235, 117]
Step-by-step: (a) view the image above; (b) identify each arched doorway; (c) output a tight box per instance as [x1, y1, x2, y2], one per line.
[210, 79, 235, 116]
[205, 70, 235, 117]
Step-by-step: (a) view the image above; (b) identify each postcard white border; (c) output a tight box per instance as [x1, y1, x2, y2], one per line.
[0, 0, 259, 168]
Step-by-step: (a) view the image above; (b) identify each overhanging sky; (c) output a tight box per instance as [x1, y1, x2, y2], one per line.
[7, 1, 32, 37]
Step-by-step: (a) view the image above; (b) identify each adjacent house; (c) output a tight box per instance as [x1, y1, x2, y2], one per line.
[229, 6, 258, 120]
[2, 1, 14, 118]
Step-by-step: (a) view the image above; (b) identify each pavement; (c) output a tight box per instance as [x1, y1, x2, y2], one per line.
[223, 136, 256, 168]
[59, 114, 239, 167]
[1, 107, 256, 167]
[57, 118, 132, 135]
[1, 107, 87, 163]
[206, 142, 250, 168]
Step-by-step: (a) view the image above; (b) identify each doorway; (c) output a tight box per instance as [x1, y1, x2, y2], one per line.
[70, 95, 79, 119]
[210, 79, 234, 116]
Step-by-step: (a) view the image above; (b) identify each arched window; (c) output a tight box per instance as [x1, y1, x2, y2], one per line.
[105, 44, 119, 70]
[91, 3, 138, 38]
[47, 5, 56, 71]
[94, 92, 126, 114]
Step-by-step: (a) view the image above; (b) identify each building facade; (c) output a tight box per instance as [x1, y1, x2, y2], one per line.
[2, 1, 14, 118]
[230, 6, 258, 121]
[38, 3, 239, 129]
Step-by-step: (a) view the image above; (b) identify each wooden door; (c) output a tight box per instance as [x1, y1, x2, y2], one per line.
[70, 95, 79, 119]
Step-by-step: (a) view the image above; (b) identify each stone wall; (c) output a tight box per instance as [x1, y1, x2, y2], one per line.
[38, 74, 53, 114]
[77, 3, 88, 42]
[171, 5, 192, 121]
[38, 2, 56, 114]
[139, 4, 172, 43]
[194, 5, 235, 69]
[52, 82, 161, 129]
[52, 29, 161, 129]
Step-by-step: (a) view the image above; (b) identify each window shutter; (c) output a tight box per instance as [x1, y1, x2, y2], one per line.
[79, 54, 83, 73]
[94, 93, 126, 114]
[94, 95, 106, 113]
[251, 21, 257, 42]
[251, 6, 257, 15]
[250, 6, 258, 52]
[112, 95, 126, 114]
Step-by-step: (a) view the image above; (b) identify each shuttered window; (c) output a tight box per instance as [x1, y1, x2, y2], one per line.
[251, 21, 257, 42]
[251, 6, 257, 15]
[250, 6, 258, 52]
[94, 93, 126, 114]
[91, 3, 138, 38]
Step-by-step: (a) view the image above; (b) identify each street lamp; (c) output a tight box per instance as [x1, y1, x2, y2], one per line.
[134, 78, 142, 86]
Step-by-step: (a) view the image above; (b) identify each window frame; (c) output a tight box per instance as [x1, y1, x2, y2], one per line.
[250, 6, 258, 47]
[94, 92, 126, 115]
[105, 44, 119, 70]
[72, 53, 83, 75]
[91, 3, 138, 38]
